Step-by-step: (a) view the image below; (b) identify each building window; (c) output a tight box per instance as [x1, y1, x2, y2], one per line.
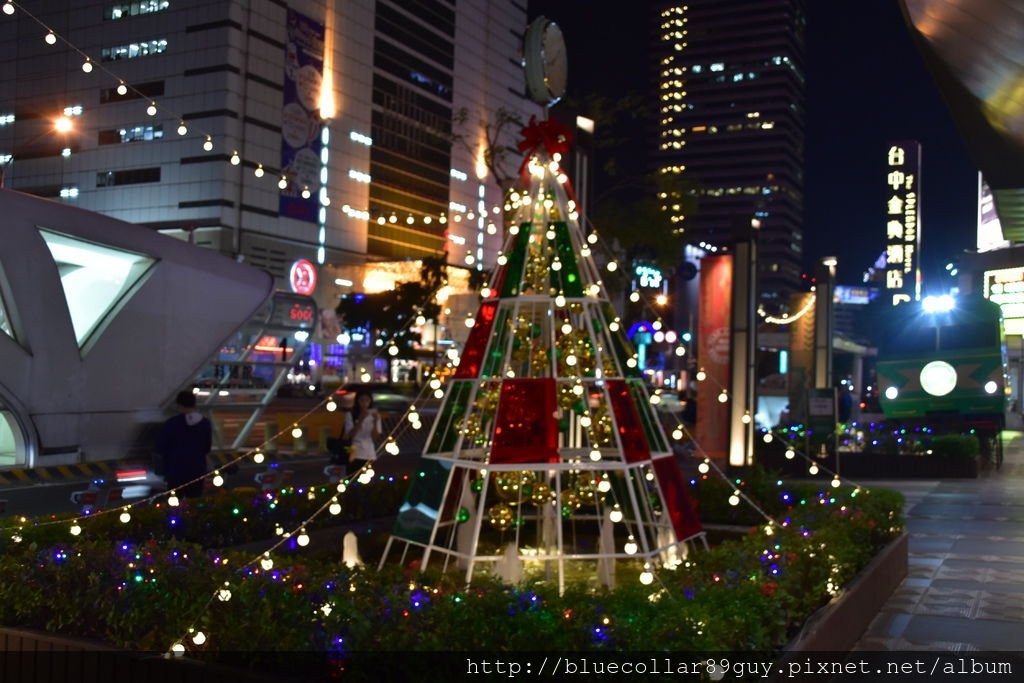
[106, 1, 169, 20]
[98, 125, 163, 145]
[96, 167, 161, 187]
[101, 39, 168, 62]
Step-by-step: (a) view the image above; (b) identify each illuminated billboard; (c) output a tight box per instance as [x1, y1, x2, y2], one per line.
[884, 141, 922, 306]
[977, 173, 1010, 253]
[983, 266, 1024, 335]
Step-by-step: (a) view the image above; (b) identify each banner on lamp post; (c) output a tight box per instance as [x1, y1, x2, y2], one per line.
[696, 254, 732, 461]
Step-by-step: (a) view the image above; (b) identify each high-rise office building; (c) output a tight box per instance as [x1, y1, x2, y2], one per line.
[0, 0, 537, 288]
[654, 0, 806, 303]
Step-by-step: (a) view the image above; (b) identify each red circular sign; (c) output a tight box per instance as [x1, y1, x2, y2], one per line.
[289, 259, 317, 295]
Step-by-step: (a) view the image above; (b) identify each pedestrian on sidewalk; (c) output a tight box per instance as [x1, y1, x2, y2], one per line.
[156, 390, 212, 498]
[343, 389, 382, 475]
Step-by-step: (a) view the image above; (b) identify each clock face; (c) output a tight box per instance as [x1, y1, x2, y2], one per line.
[524, 17, 568, 106]
[542, 23, 567, 102]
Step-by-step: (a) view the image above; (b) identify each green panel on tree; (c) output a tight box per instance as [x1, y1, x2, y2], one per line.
[499, 224, 532, 298]
[392, 459, 452, 545]
[427, 380, 474, 453]
[549, 221, 584, 297]
[481, 307, 511, 378]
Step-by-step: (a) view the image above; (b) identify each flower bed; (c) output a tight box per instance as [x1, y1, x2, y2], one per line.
[0, 468, 903, 676]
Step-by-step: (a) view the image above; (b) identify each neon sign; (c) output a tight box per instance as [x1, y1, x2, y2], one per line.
[289, 259, 317, 295]
[884, 141, 921, 306]
[634, 264, 663, 289]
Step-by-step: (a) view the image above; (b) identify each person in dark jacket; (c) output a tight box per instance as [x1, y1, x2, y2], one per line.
[156, 390, 211, 498]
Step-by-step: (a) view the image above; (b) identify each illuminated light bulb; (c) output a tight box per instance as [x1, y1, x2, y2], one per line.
[808, 464, 819, 476]
[672, 428, 683, 440]
[645, 470, 655, 481]
[326, 400, 337, 412]
[650, 394, 662, 405]
[2, 2, 14, 15]
[229, 151, 241, 165]
[415, 314, 426, 326]
[555, 295, 567, 308]
[82, 59, 93, 73]
[168, 493, 180, 507]
[675, 346, 686, 357]
[253, 451, 265, 464]
[385, 439, 400, 455]
[45, 31, 57, 45]
[192, 631, 206, 645]
[597, 478, 612, 493]
[831, 477, 841, 488]
[69, 523, 82, 536]
[119, 511, 131, 524]
[357, 469, 374, 484]
[579, 415, 592, 428]
[117, 83, 128, 96]
[609, 321, 620, 332]
[146, 102, 157, 116]
[607, 262, 618, 272]
[565, 354, 577, 366]
[429, 378, 442, 390]
[297, 530, 310, 546]
[464, 316, 475, 328]
[741, 412, 752, 424]
[717, 391, 728, 403]
[551, 259, 562, 271]
[609, 505, 623, 523]
[624, 536, 638, 555]
[212, 472, 224, 487]
[301, 186, 311, 199]
[388, 344, 399, 357]
[203, 136, 213, 152]
[177, 121, 187, 135]
[639, 565, 654, 585]
[784, 449, 795, 460]
[546, 228, 556, 240]
[171, 643, 185, 655]
[698, 461, 710, 474]
[260, 555, 273, 570]
[765, 524, 774, 536]
[589, 449, 602, 462]
[434, 388, 444, 399]
[410, 419, 422, 430]
[580, 246, 591, 257]
[360, 372, 371, 383]
[587, 233, 598, 244]
[275, 525, 284, 536]
[278, 175, 287, 189]
[695, 370, 706, 381]
[572, 384, 584, 396]
[254, 164, 264, 178]
[626, 358, 638, 368]
[629, 291, 640, 303]
[561, 323, 573, 335]
[217, 588, 232, 602]
[497, 254, 508, 265]
[652, 320, 663, 331]
[481, 287, 491, 298]
[329, 502, 342, 515]
[729, 493, 740, 506]
[292, 426, 303, 439]
[763, 433, 774, 444]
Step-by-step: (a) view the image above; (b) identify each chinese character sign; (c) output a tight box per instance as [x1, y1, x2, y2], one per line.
[885, 140, 921, 305]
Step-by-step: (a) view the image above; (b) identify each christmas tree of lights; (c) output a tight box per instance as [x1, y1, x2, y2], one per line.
[382, 116, 703, 590]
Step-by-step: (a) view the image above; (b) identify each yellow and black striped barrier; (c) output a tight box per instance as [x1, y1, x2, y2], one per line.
[0, 461, 114, 486]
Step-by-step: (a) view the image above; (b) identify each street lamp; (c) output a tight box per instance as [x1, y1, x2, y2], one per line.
[0, 115, 74, 188]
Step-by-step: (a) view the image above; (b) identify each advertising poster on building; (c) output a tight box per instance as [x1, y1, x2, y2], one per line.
[787, 292, 816, 424]
[279, 9, 324, 223]
[696, 255, 731, 461]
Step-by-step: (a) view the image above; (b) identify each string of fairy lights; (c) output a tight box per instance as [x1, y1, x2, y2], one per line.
[0, 1, 511, 234]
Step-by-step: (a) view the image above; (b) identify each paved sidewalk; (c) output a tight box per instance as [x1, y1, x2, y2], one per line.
[853, 427, 1024, 651]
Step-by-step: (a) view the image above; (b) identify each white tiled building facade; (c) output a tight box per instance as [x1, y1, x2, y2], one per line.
[0, 0, 539, 283]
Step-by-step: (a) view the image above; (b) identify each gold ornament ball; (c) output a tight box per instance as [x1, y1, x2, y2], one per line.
[488, 503, 515, 531]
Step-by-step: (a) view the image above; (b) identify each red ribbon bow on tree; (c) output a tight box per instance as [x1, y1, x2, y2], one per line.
[517, 115, 573, 175]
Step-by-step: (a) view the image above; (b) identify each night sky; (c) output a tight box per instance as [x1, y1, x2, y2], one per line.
[527, 0, 978, 290]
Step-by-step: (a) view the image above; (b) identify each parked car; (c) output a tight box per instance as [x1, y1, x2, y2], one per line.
[334, 383, 414, 413]
[652, 389, 686, 415]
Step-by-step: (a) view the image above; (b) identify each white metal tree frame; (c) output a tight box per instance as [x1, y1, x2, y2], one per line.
[381, 135, 704, 591]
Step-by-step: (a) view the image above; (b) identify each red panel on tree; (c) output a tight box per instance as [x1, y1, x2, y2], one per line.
[652, 457, 704, 541]
[490, 378, 559, 464]
[439, 467, 467, 524]
[454, 301, 498, 379]
[606, 379, 650, 463]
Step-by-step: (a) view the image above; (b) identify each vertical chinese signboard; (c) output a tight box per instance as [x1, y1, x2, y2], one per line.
[696, 255, 731, 461]
[884, 141, 922, 306]
[280, 9, 325, 223]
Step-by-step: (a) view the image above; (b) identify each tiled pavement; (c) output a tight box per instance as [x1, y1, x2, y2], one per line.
[853, 425, 1024, 651]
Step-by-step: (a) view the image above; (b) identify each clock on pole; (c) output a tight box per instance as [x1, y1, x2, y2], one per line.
[524, 16, 568, 108]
